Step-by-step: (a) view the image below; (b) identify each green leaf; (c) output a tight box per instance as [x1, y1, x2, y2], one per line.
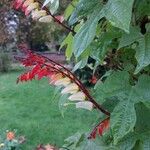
[73, 7, 103, 57]
[117, 133, 137, 150]
[143, 102, 150, 109]
[60, 33, 73, 60]
[118, 27, 143, 49]
[91, 29, 121, 63]
[94, 71, 131, 103]
[58, 94, 70, 116]
[64, 1, 78, 20]
[111, 100, 136, 144]
[118, 26, 150, 73]
[135, 33, 150, 73]
[102, 0, 134, 32]
[63, 132, 85, 149]
[43, 0, 53, 7]
[94, 71, 150, 144]
[133, 75, 150, 104]
[143, 137, 150, 150]
[135, 103, 150, 133]
[49, 0, 59, 14]
[134, 0, 150, 20]
[72, 57, 88, 72]
[69, 0, 102, 25]
[81, 140, 103, 150]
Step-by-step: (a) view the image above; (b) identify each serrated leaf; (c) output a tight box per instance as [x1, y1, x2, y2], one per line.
[111, 100, 136, 144]
[143, 102, 150, 109]
[72, 57, 88, 72]
[69, 0, 102, 25]
[60, 33, 73, 60]
[118, 27, 143, 49]
[133, 75, 150, 104]
[135, 33, 150, 73]
[117, 133, 137, 150]
[43, 0, 53, 7]
[63, 132, 85, 149]
[64, 1, 77, 20]
[102, 0, 134, 32]
[94, 72, 150, 144]
[143, 137, 150, 150]
[81, 140, 102, 150]
[94, 71, 131, 103]
[91, 29, 121, 63]
[49, 0, 59, 14]
[118, 26, 150, 73]
[73, 7, 103, 57]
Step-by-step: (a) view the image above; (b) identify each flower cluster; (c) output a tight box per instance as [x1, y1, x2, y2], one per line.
[16, 48, 94, 111]
[0, 130, 25, 149]
[88, 118, 110, 139]
[13, 0, 64, 23]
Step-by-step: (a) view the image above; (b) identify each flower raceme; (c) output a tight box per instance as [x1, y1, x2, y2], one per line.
[13, 0, 64, 23]
[88, 118, 110, 139]
[16, 49, 94, 111]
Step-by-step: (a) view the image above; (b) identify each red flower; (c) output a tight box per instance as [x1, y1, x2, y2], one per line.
[89, 76, 98, 84]
[88, 118, 110, 139]
[7, 132, 15, 141]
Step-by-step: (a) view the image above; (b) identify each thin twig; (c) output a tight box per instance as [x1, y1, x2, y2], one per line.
[37, 0, 76, 34]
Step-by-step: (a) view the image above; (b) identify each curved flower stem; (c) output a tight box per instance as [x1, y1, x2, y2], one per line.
[37, 0, 76, 35]
[15, 45, 110, 116]
[35, 51, 110, 116]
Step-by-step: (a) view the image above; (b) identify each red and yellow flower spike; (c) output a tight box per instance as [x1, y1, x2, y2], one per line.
[13, 0, 75, 33]
[15, 45, 110, 115]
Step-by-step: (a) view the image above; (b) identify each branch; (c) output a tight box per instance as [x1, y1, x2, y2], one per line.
[37, 0, 76, 34]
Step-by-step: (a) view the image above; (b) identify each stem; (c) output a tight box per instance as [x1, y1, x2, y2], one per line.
[35, 52, 110, 116]
[37, 0, 76, 34]
[15, 48, 110, 116]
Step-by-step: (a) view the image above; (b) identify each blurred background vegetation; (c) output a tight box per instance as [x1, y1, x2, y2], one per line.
[0, 0, 70, 72]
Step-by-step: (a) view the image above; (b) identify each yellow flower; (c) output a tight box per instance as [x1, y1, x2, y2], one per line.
[32, 9, 47, 20]
[76, 101, 93, 111]
[68, 91, 86, 101]
[25, 2, 39, 16]
[61, 83, 79, 94]
[54, 77, 71, 86]
[22, 0, 34, 8]
[39, 15, 52, 23]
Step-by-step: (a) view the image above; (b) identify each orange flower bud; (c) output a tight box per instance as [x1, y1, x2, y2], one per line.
[6, 132, 15, 141]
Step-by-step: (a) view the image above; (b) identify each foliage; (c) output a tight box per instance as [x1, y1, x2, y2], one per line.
[0, 130, 23, 150]
[61, 0, 150, 149]
[12, 0, 150, 149]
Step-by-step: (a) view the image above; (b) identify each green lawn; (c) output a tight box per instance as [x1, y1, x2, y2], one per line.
[0, 71, 98, 149]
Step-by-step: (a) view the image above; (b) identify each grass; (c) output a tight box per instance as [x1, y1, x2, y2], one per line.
[0, 70, 99, 149]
